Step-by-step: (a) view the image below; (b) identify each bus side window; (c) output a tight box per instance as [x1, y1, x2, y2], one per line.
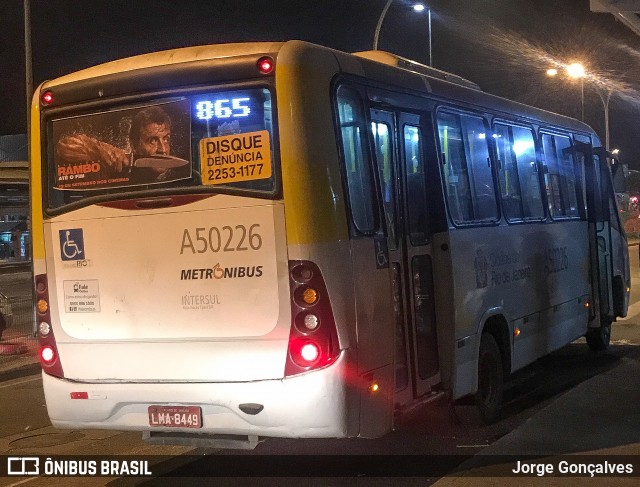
[541, 133, 580, 219]
[495, 123, 544, 221]
[460, 114, 498, 221]
[404, 124, 429, 245]
[437, 111, 497, 224]
[572, 150, 588, 219]
[336, 86, 377, 234]
[437, 112, 473, 223]
[372, 121, 398, 248]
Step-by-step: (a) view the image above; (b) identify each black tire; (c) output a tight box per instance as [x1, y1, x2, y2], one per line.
[586, 319, 611, 351]
[612, 277, 626, 317]
[474, 333, 504, 424]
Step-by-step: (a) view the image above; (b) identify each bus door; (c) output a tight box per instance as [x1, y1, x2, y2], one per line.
[593, 147, 629, 318]
[575, 142, 615, 323]
[370, 108, 440, 407]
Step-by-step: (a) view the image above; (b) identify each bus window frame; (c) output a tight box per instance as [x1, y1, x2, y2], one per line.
[435, 105, 501, 228]
[539, 128, 583, 222]
[401, 120, 431, 246]
[363, 82, 449, 240]
[491, 118, 547, 225]
[40, 80, 281, 217]
[369, 112, 399, 248]
[332, 81, 381, 237]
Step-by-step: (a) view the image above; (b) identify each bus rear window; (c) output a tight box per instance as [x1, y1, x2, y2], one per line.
[46, 87, 276, 210]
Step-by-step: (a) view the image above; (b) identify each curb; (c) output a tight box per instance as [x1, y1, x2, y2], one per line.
[0, 362, 40, 382]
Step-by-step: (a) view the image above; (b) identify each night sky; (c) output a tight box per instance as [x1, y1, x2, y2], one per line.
[2, 0, 640, 166]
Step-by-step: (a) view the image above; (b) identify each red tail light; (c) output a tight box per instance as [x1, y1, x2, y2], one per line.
[35, 274, 64, 378]
[285, 261, 340, 377]
[257, 56, 274, 74]
[41, 90, 54, 105]
[40, 345, 56, 364]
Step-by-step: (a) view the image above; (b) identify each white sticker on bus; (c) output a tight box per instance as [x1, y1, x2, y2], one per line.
[63, 280, 101, 313]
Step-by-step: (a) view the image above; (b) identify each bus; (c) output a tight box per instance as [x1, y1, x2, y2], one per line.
[31, 40, 629, 449]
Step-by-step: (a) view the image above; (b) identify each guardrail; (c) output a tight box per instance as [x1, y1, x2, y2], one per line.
[0, 296, 37, 364]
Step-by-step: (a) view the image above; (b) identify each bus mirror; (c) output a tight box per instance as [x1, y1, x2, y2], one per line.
[611, 160, 627, 193]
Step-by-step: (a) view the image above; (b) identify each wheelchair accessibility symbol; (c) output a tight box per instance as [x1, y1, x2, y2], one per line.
[59, 229, 85, 261]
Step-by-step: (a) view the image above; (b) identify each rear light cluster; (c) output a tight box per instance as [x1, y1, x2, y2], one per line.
[285, 261, 340, 377]
[35, 274, 64, 377]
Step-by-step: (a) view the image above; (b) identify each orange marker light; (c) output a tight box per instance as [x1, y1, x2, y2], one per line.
[37, 299, 48, 314]
[302, 288, 318, 305]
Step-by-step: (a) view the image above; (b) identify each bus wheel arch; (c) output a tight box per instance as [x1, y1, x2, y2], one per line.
[475, 315, 510, 423]
[480, 314, 511, 379]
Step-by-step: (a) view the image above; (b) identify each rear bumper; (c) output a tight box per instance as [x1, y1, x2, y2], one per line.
[43, 351, 350, 439]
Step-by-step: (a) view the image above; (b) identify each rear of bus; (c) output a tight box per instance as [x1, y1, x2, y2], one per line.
[31, 42, 352, 446]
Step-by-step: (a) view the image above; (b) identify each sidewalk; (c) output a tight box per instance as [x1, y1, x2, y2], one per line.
[0, 259, 37, 378]
[0, 329, 39, 380]
[0, 260, 32, 272]
[432, 346, 640, 484]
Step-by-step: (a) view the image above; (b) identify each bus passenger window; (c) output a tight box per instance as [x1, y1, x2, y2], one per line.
[572, 151, 588, 218]
[495, 123, 544, 221]
[437, 112, 497, 224]
[404, 125, 428, 245]
[372, 121, 397, 248]
[336, 86, 377, 234]
[461, 115, 497, 221]
[437, 113, 473, 223]
[542, 133, 580, 219]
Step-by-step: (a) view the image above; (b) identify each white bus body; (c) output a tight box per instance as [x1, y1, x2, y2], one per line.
[31, 41, 629, 448]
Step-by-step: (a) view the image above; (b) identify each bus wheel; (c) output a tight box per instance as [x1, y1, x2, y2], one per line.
[586, 320, 611, 352]
[474, 333, 503, 423]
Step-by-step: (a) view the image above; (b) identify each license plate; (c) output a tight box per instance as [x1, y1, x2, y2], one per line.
[148, 405, 202, 428]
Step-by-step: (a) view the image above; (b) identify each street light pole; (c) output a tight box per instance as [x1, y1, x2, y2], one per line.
[566, 62, 585, 122]
[373, 1, 433, 66]
[373, 0, 394, 51]
[580, 77, 584, 122]
[547, 64, 614, 151]
[24, 0, 32, 130]
[427, 6, 432, 66]
[595, 88, 612, 150]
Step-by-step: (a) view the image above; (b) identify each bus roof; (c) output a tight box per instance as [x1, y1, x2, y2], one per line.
[353, 50, 481, 91]
[43, 42, 285, 88]
[42, 40, 595, 138]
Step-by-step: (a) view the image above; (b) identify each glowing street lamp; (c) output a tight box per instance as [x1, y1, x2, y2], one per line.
[373, 1, 433, 66]
[566, 62, 585, 79]
[546, 62, 613, 150]
[546, 62, 585, 122]
[567, 62, 585, 122]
